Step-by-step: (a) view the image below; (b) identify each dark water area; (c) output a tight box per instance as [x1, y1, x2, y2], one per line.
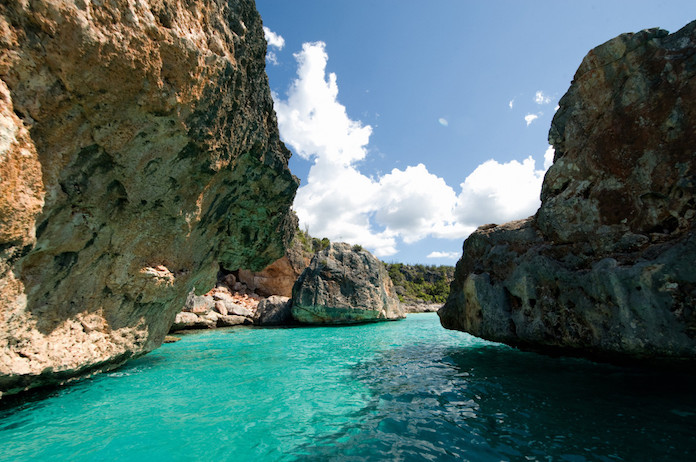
[1, 314, 695, 461]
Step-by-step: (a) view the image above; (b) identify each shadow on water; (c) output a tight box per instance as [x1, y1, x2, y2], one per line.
[0, 353, 167, 415]
[296, 343, 696, 461]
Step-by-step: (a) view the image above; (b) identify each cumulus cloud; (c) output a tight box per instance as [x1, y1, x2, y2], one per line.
[274, 42, 372, 165]
[524, 113, 539, 126]
[508, 99, 514, 109]
[263, 27, 285, 66]
[535, 91, 551, 104]
[274, 42, 552, 257]
[544, 146, 555, 170]
[454, 156, 546, 226]
[438, 118, 449, 127]
[263, 27, 285, 49]
[427, 251, 460, 259]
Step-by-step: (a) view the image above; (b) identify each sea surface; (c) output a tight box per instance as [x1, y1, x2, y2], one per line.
[1, 313, 696, 461]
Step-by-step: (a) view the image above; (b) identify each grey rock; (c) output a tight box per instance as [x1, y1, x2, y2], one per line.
[440, 21, 696, 361]
[171, 312, 216, 331]
[216, 315, 250, 327]
[254, 296, 293, 326]
[225, 303, 253, 317]
[291, 243, 404, 324]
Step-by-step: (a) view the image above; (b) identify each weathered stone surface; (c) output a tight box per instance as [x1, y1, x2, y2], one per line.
[216, 314, 249, 327]
[402, 302, 442, 314]
[292, 243, 404, 324]
[440, 21, 696, 361]
[0, 0, 298, 396]
[253, 295, 293, 326]
[171, 312, 215, 331]
[238, 231, 312, 297]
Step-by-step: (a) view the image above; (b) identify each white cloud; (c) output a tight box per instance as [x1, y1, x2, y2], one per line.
[266, 51, 279, 66]
[544, 146, 555, 170]
[263, 26, 285, 49]
[438, 118, 448, 127]
[427, 251, 460, 259]
[454, 156, 546, 226]
[274, 42, 372, 165]
[508, 99, 514, 109]
[554, 104, 560, 112]
[263, 27, 284, 66]
[274, 42, 552, 257]
[524, 113, 539, 126]
[535, 91, 551, 105]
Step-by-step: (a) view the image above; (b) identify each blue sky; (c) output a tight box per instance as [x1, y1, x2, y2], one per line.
[256, 1, 696, 264]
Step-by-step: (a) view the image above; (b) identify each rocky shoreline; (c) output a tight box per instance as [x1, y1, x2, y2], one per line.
[169, 242, 408, 332]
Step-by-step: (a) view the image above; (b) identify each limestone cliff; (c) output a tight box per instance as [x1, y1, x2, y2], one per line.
[440, 21, 696, 361]
[0, 0, 298, 396]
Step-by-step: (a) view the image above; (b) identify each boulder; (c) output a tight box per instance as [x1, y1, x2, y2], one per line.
[0, 0, 298, 397]
[214, 301, 228, 316]
[291, 243, 404, 324]
[254, 296, 293, 326]
[171, 312, 215, 331]
[216, 315, 250, 327]
[439, 21, 696, 361]
[402, 303, 442, 314]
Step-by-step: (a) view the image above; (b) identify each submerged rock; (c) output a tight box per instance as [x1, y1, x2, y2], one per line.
[291, 243, 404, 324]
[0, 0, 298, 396]
[440, 20, 696, 361]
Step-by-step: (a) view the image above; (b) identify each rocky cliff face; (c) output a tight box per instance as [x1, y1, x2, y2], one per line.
[237, 232, 310, 297]
[439, 21, 696, 361]
[0, 0, 298, 396]
[292, 243, 404, 324]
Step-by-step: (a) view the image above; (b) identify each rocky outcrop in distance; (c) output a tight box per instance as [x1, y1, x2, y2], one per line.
[292, 243, 405, 324]
[0, 0, 297, 397]
[440, 20, 696, 361]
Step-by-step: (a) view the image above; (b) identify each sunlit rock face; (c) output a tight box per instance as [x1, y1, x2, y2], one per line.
[0, 0, 298, 396]
[440, 21, 696, 361]
[292, 243, 404, 324]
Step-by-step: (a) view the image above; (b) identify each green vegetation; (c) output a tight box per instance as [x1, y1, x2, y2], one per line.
[294, 227, 330, 256]
[384, 263, 455, 304]
[292, 223, 452, 304]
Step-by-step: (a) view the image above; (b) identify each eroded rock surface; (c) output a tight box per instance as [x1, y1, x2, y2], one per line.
[292, 243, 404, 324]
[238, 236, 310, 297]
[0, 0, 297, 396]
[440, 21, 696, 361]
[253, 295, 293, 326]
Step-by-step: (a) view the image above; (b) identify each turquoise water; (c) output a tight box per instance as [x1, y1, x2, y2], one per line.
[1, 313, 696, 461]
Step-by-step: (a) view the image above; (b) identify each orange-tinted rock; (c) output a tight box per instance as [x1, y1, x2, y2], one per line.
[0, 0, 297, 397]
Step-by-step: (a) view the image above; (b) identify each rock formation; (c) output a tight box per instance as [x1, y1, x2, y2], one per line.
[237, 233, 311, 297]
[253, 295, 293, 326]
[440, 21, 696, 361]
[292, 243, 404, 324]
[0, 0, 297, 396]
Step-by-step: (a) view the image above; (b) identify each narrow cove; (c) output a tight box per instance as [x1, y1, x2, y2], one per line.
[1, 313, 695, 461]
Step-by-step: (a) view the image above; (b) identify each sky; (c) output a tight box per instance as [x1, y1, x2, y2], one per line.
[255, 1, 696, 264]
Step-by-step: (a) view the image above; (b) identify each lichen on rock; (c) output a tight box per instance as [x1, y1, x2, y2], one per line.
[439, 20, 696, 361]
[0, 0, 298, 396]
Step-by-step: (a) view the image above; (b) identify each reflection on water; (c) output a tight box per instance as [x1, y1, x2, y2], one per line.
[1, 314, 695, 461]
[302, 342, 696, 461]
